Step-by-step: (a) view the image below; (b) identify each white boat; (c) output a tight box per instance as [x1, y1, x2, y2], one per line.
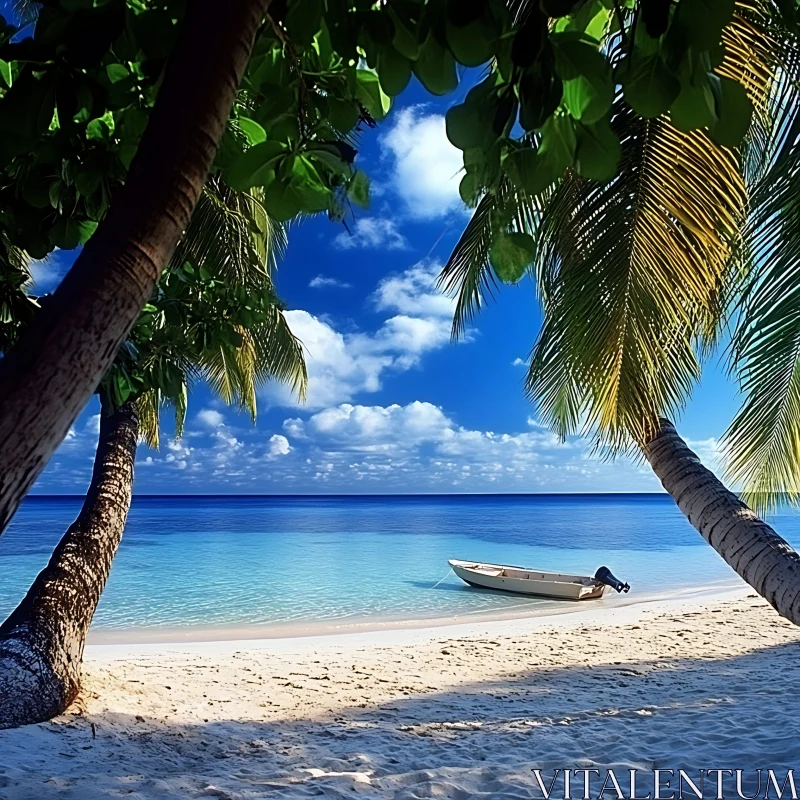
[448, 559, 629, 601]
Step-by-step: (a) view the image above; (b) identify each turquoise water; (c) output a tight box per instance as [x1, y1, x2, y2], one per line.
[2, 494, 798, 634]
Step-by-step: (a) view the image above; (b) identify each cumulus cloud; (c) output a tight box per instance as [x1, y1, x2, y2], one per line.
[267, 310, 394, 408]
[165, 439, 192, 471]
[263, 262, 462, 409]
[285, 401, 452, 450]
[52, 397, 660, 493]
[334, 218, 409, 251]
[372, 260, 453, 319]
[197, 408, 225, 428]
[381, 106, 465, 219]
[268, 434, 291, 458]
[277, 400, 655, 490]
[309, 275, 351, 289]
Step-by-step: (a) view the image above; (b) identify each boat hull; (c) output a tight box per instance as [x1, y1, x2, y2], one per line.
[449, 560, 607, 601]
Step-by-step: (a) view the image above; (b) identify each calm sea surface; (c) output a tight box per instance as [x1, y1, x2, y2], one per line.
[2, 494, 798, 634]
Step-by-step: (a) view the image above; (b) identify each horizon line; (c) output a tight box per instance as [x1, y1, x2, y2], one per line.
[25, 491, 671, 499]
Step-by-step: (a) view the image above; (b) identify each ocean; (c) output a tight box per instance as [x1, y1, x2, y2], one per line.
[1, 494, 797, 639]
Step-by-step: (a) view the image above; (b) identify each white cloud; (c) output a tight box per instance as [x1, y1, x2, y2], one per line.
[268, 434, 291, 458]
[277, 400, 657, 491]
[264, 262, 462, 409]
[286, 401, 451, 450]
[381, 106, 465, 220]
[309, 275, 352, 289]
[372, 261, 453, 319]
[197, 408, 225, 428]
[164, 439, 193, 471]
[512, 357, 529, 367]
[268, 310, 394, 409]
[334, 218, 409, 251]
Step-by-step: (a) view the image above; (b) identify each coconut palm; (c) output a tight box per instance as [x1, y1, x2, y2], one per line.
[439, 2, 800, 625]
[0, 177, 306, 728]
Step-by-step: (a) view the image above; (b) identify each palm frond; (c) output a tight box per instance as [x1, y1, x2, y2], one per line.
[523, 7, 773, 452]
[249, 306, 308, 401]
[436, 191, 499, 341]
[136, 389, 161, 449]
[174, 382, 188, 440]
[528, 114, 747, 449]
[171, 176, 288, 286]
[722, 15, 800, 511]
[195, 306, 307, 416]
[436, 181, 548, 340]
[140, 176, 305, 448]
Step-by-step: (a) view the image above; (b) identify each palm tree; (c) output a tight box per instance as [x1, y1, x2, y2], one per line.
[439, 2, 800, 625]
[0, 178, 306, 728]
[0, 0, 271, 534]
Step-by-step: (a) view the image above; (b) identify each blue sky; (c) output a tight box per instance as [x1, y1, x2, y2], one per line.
[29, 76, 738, 495]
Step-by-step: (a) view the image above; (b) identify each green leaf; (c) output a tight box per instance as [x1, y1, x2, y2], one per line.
[0, 59, 11, 88]
[106, 63, 129, 84]
[75, 171, 102, 196]
[445, 19, 496, 68]
[237, 116, 267, 145]
[264, 156, 330, 220]
[376, 45, 412, 97]
[489, 231, 536, 284]
[446, 101, 492, 151]
[669, 77, 717, 131]
[285, 0, 323, 46]
[459, 171, 480, 206]
[388, 7, 420, 60]
[413, 32, 459, 96]
[619, 53, 681, 119]
[575, 120, 620, 180]
[518, 68, 563, 131]
[709, 75, 753, 148]
[506, 113, 576, 194]
[445, 75, 500, 150]
[552, 36, 613, 124]
[77, 219, 97, 243]
[537, 112, 576, 180]
[347, 170, 370, 208]
[225, 141, 286, 191]
[554, 0, 611, 42]
[355, 70, 392, 120]
[675, 0, 735, 50]
[86, 110, 114, 141]
[327, 97, 360, 132]
[263, 178, 300, 222]
[48, 218, 81, 250]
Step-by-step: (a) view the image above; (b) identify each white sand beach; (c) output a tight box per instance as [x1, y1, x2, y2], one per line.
[2, 588, 799, 799]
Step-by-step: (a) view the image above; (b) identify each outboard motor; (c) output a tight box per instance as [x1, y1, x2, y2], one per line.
[595, 566, 630, 593]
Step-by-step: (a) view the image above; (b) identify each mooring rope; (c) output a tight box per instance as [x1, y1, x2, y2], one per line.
[431, 567, 453, 589]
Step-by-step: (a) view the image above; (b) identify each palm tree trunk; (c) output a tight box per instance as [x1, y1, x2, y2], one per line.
[0, 0, 269, 536]
[0, 395, 138, 728]
[643, 419, 800, 625]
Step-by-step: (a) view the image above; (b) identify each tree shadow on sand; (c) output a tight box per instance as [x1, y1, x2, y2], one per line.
[1, 640, 799, 798]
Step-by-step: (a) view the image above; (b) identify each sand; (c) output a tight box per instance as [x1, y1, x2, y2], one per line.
[2, 588, 800, 798]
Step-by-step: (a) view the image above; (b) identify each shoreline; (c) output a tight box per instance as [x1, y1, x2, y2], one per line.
[3, 588, 799, 799]
[86, 580, 746, 655]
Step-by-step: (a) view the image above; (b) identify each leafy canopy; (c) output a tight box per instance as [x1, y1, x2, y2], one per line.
[439, 0, 800, 512]
[0, 0, 771, 269]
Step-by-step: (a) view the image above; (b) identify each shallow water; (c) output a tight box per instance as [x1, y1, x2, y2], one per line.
[1, 494, 796, 633]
